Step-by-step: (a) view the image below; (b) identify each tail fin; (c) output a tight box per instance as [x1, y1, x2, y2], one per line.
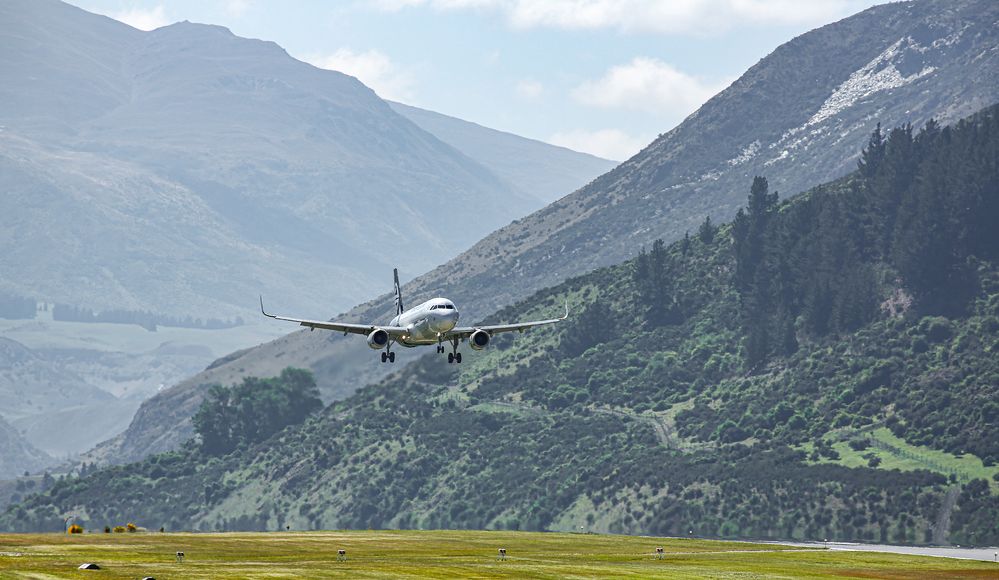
[393, 268, 404, 315]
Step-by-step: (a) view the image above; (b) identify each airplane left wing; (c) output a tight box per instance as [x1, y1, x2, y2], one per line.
[260, 297, 407, 336]
[445, 300, 569, 339]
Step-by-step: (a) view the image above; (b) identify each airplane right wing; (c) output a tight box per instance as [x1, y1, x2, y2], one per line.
[445, 300, 569, 339]
[259, 297, 407, 336]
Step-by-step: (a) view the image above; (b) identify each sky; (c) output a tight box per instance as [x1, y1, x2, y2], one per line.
[68, 0, 889, 161]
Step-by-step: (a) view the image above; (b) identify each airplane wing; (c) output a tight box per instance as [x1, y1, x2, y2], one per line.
[259, 297, 407, 336]
[445, 300, 569, 339]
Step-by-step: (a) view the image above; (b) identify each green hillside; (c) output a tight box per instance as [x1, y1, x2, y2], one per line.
[4, 105, 997, 545]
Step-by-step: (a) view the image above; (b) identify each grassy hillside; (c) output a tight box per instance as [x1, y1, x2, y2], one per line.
[2, 530, 995, 579]
[4, 106, 997, 545]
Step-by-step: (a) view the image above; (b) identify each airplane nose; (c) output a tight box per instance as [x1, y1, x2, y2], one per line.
[430, 310, 458, 333]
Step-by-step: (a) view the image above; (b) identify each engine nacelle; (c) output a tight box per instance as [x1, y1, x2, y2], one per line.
[366, 329, 389, 350]
[469, 329, 491, 351]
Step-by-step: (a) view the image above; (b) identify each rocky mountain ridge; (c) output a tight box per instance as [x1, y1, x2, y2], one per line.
[0, 0, 611, 319]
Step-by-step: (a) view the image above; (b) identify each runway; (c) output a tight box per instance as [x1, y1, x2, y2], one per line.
[778, 541, 999, 562]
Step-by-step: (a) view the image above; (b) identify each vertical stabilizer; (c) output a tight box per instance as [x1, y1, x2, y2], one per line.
[393, 268, 404, 315]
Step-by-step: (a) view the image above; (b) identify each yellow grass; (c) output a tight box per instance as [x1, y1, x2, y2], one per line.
[0, 529, 996, 579]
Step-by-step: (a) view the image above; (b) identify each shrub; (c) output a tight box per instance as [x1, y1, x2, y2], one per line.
[113, 526, 126, 533]
[848, 438, 870, 451]
[67, 524, 83, 534]
[104, 526, 110, 533]
[126, 522, 137, 532]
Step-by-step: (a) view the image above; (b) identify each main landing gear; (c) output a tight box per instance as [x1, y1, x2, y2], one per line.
[445, 337, 462, 364]
[380, 348, 396, 363]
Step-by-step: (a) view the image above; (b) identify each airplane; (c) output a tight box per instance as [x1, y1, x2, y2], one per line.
[260, 268, 568, 364]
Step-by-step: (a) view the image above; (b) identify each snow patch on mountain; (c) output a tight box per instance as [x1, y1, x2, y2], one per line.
[808, 36, 937, 127]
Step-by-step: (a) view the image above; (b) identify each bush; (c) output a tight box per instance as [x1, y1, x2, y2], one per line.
[126, 522, 137, 532]
[113, 526, 126, 533]
[848, 438, 870, 451]
[104, 526, 110, 533]
[67, 524, 83, 534]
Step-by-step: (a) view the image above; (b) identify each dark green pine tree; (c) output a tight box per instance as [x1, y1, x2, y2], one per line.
[698, 215, 716, 244]
[857, 122, 886, 179]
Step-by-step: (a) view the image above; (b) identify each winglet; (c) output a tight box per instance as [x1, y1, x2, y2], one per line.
[259, 295, 275, 319]
[562, 299, 569, 320]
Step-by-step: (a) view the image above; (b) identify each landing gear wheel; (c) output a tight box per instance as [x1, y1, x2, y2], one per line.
[455, 352, 462, 364]
[389, 352, 396, 363]
[447, 352, 454, 364]
[381, 352, 388, 363]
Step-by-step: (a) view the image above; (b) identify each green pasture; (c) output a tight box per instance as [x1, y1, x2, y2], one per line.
[0, 529, 995, 579]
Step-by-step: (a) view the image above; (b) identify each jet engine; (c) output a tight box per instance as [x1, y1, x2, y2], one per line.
[366, 329, 389, 350]
[469, 329, 491, 351]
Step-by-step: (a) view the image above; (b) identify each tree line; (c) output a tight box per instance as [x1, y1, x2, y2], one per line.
[0, 292, 36, 320]
[192, 368, 323, 456]
[731, 109, 999, 367]
[52, 303, 244, 331]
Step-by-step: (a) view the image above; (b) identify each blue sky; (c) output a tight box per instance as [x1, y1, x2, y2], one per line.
[69, 0, 887, 161]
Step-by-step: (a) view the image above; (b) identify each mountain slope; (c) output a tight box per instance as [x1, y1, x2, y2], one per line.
[0, 338, 112, 423]
[97, 0, 999, 465]
[388, 101, 617, 205]
[0, 416, 51, 480]
[0, 0, 596, 318]
[10, 105, 997, 542]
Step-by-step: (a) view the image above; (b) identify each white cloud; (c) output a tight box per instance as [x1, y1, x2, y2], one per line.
[112, 5, 170, 31]
[225, 0, 253, 18]
[515, 79, 544, 99]
[549, 128, 647, 161]
[572, 57, 729, 115]
[373, 0, 866, 35]
[305, 48, 416, 102]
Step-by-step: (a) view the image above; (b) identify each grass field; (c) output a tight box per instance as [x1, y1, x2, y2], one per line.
[1, 530, 996, 579]
[802, 426, 999, 491]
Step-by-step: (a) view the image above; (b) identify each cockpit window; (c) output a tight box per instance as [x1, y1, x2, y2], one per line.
[430, 305, 437, 310]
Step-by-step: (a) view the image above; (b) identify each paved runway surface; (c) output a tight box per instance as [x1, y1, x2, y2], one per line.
[779, 541, 999, 562]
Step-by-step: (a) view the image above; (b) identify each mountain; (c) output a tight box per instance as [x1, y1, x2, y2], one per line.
[0, 415, 51, 480]
[388, 101, 617, 205]
[0, 0, 614, 462]
[0, 338, 111, 423]
[95, 0, 999, 465]
[0, 0, 607, 319]
[9, 104, 997, 542]
[0, 337, 146, 459]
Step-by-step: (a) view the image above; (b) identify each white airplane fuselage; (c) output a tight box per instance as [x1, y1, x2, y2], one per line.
[389, 298, 460, 347]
